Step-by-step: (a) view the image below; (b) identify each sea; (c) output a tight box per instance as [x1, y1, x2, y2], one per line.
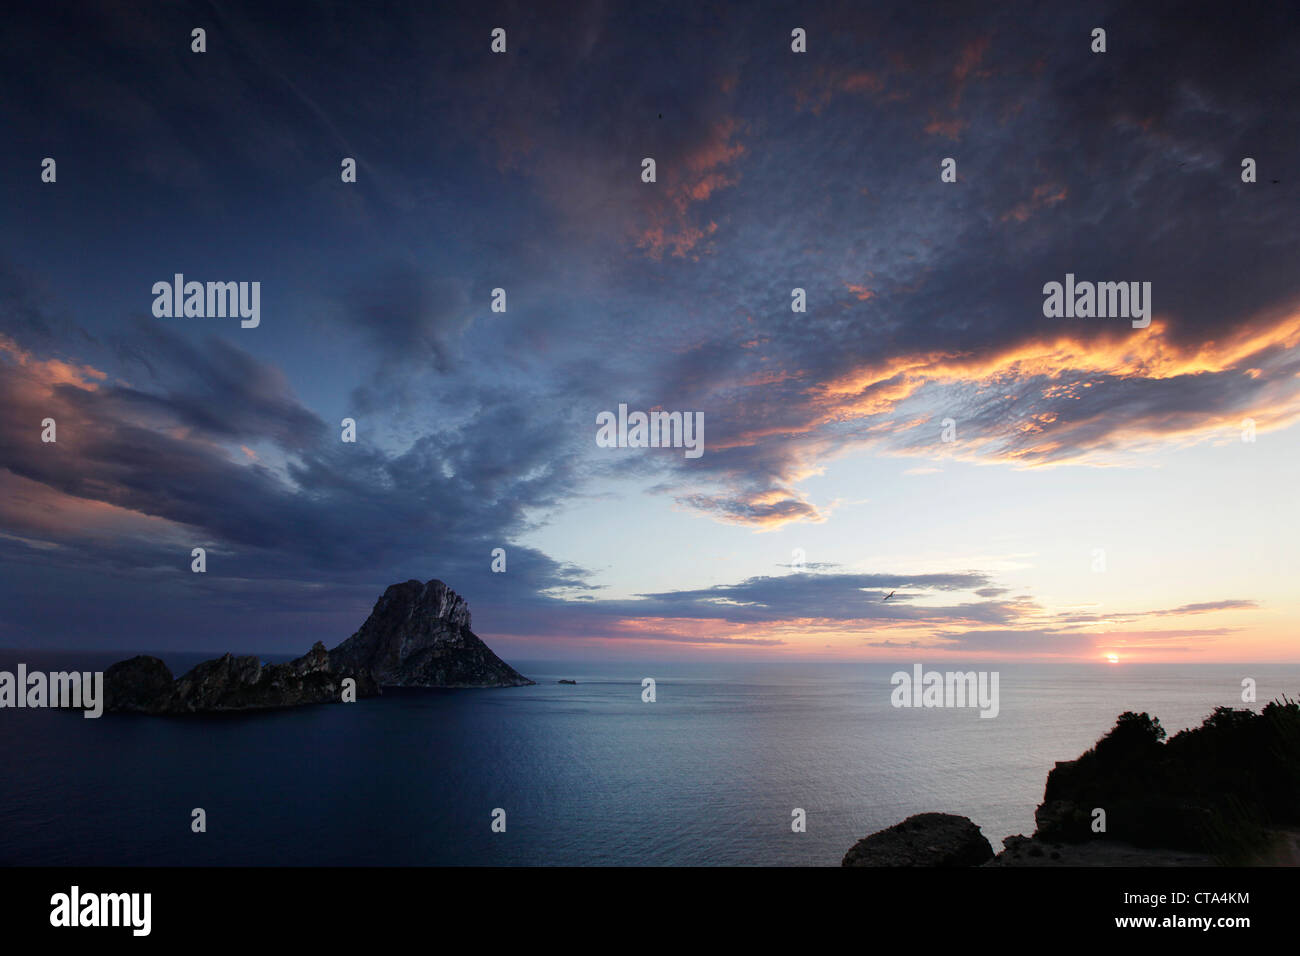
[1, 652, 1295, 866]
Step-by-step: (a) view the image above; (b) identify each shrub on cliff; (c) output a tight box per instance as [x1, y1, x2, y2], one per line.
[1037, 698, 1300, 855]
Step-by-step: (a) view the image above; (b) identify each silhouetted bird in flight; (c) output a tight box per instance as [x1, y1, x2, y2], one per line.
[883, 590, 895, 601]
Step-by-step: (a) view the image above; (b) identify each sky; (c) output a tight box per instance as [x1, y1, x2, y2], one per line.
[1, 0, 1298, 663]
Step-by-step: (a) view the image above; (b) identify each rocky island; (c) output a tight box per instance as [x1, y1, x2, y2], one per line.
[102, 578, 532, 714]
[843, 698, 1300, 866]
[330, 579, 532, 688]
[103, 641, 381, 714]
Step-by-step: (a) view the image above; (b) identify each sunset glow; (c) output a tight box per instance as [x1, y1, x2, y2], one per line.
[1, 3, 1297, 666]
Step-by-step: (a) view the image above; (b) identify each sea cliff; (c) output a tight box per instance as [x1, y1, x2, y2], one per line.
[843, 699, 1300, 866]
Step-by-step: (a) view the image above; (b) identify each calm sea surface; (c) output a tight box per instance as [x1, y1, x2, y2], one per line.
[1, 652, 1295, 865]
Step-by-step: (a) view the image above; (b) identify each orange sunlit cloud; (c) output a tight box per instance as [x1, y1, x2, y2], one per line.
[636, 117, 745, 260]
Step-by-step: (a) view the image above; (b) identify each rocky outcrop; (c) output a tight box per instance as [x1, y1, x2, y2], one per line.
[843, 699, 1300, 866]
[103, 656, 178, 712]
[102, 578, 531, 713]
[841, 813, 994, 867]
[105, 642, 380, 714]
[329, 579, 533, 688]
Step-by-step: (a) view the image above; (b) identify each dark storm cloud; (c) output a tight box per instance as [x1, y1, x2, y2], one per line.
[464, 568, 1025, 647]
[103, 319, 328, 450]
[0, 0, 1296, 650]
[477, 567, 1253, 651]
[341, 265, 473, 377]
[0, 301, 589, 647]
[625, 571, 1016, 624]
[448, 0, 1300, 522]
